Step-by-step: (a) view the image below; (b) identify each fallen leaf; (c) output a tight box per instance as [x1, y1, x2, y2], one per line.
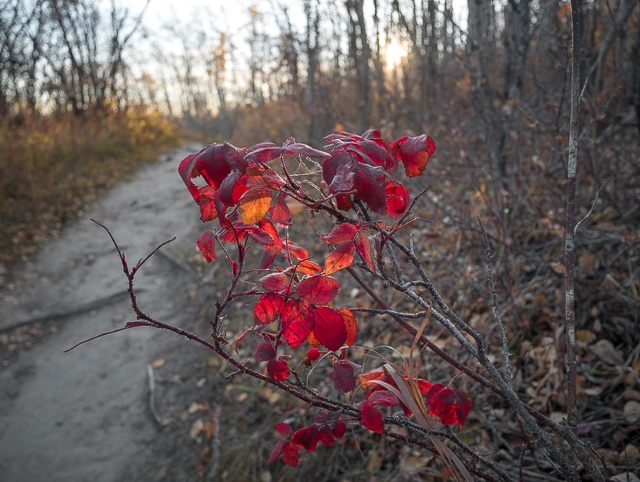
[190, 418, 204, 438]
[151, 358, 166, 368]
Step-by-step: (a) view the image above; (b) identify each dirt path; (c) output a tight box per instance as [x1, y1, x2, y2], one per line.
[0, 143, 214, 482]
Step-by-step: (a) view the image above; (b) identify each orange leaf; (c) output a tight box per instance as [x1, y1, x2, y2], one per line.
[239, 187, 272, 224]
[324, 242, 354, 275]
[339, 308, 357, 346]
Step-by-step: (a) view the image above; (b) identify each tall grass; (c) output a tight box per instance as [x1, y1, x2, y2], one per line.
[0, 108, 180, 266]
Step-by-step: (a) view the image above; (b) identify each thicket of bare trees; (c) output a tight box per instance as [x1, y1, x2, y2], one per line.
[0, 0, 148, 118]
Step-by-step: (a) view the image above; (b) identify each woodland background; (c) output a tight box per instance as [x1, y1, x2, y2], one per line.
[1, 0, 640, 480]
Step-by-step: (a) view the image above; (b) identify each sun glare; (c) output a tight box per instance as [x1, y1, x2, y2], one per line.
[385, 40, 406, 67]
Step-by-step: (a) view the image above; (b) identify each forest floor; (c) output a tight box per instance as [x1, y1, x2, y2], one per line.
[1, 141, 638, 482]
[0, 143, 225, 481]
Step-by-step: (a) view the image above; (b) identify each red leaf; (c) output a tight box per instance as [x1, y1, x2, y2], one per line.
[385, 180, 410, 219]
[355, 232, 375, 272]
[286, 243, 310, 262]
[254, 294, 285, 325]
[339, 308, 357, 346]
[217, 171, 249, 207]
[296, 275, 339, 305]
[329, 360, 356, 392]
[276, 422, 292, 436]
[257, 218, 279, 243]
[281, 299, 314, 348]
[292, 424, 321, 451]
[197, 186, 218, 222]
[390, 134, 436, 178]
[239, 187, 273, 225]
[222, 142, 248, 172]
[312, 306, 347, 351]
[267, 439, 286, 465]
[258, 273, 290, 292]
[263, 170, 286, 189]
[324, 241, 354, 275]
[425, 384, 471, 427]
[270, 192, 292, 225]
[358, 402, 385, 433]
[280, 442, 299, 467]
[268, 440, 299, 467]
[351, 161, 388, 215]
[197, 231, 217, 263]
[282, 137, 331, 159]
[248, 229, 275, 246]
[244, 145, 283, 164]
[255, 342, 276, 362]
[328, 163, 354, 194]
[322, 150, 353, 187]
[267, 358, 290, 381]
[321, 223, 358, 245]
[369, 390, 399, 407]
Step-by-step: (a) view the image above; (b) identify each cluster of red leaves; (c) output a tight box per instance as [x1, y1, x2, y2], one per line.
[268, 410, 346, 467]
[322, 130, 435, 215]
[359, 370, 471, 430]
[177, 129, 468, 471]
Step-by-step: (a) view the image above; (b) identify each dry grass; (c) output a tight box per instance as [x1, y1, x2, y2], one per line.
[0, 108, 181, 266]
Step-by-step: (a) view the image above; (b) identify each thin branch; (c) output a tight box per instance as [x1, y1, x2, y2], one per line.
[478, 216, 513, 388]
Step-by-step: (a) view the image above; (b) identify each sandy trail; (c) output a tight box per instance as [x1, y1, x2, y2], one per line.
[0, 143, 210, 482]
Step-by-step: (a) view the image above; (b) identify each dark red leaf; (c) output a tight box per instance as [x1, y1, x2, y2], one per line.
[270, 192, 292, 225]
[425, 384, 471, 427]
[322, 150, 353, 186]
[296, 275, 339, 305]
[358, 401, 385, 433]
[355, 232, 375, 272]
[197, 186, 218, 222]
[281, 299, 314, 348]
[276, 422, 292, 436]
[312, 306, 347, 351]
[324, 241, 354, 275]
[197, 231, 217, 263]
[328, 163, 355, 194]
[369, 390, 400, 407]
[258, 273, 290, 292]
[390, 134, 436, 178]
[267, 358, 289, 381]
[282, 137, 331, 159]
[329, 360, 356, 392]
[321, 224, 358, 245]
[217, 171, 248, 207]
[292, 424, 321, 451]
[280, 442, 299, 467]
[244, 145, 283, 164]
[263, 170, 286, 189]
[351, 161, 388, 215]
[254, 294, 286, 325]
[255, 342, 276, 362]
[222, 142, 248, 172]
[267, 439, 286, 465]
[385, 180, 410, 219]
[248, 229, 275, 246]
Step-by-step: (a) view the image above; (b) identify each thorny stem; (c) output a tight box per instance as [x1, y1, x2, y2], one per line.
[79, 223, 505, 482]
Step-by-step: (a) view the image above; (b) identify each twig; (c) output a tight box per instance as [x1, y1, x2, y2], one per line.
[349, 307, 428, 318]
[574, 178, 609, 236]
[147, 363, 169, 427]
[478, 216, 513, 388]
